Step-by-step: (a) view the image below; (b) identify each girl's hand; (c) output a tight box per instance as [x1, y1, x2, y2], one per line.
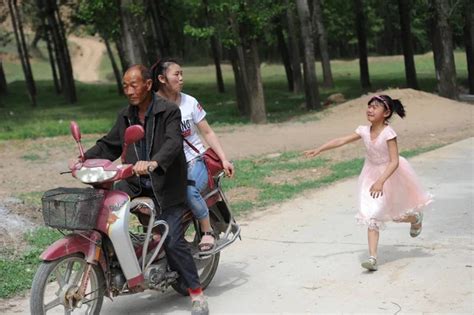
[369, 181, 384, 198]
[222, 160, 235, 178]
[304, 148, 321, 158]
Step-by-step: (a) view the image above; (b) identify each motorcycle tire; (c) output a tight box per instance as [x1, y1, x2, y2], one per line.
[30, 253, 105, 315]
[172, 213, 221, 296]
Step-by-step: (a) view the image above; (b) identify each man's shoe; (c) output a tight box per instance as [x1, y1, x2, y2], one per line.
[361, 256, 378, 271]
[191, 299, 209, 315]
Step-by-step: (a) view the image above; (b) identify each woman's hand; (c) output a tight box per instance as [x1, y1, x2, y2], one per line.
[304, 148, 321, 158]
[222, 160, 235, 178]
[369, 180, 384, 198]
[133, 160, 158, 175]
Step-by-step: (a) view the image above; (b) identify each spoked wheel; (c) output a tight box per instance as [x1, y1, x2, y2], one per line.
[30, 254, 105, 315]
[172, 215, 221, 296]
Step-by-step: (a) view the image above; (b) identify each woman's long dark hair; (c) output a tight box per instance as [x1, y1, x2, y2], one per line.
[150, 57, 181, 92]
[368, 94, 406, 120]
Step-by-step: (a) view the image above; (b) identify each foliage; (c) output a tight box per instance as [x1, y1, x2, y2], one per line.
[75, 0, 121, 39]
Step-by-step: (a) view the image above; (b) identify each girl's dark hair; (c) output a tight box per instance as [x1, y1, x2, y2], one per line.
[368, 94, 406, 120]
[150, 57, 181, 92]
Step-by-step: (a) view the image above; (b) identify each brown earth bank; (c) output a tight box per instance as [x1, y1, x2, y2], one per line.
[0, 88, 472, 236]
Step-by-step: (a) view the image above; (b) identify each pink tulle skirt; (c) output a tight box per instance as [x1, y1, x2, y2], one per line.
[355, 156, 433, 230]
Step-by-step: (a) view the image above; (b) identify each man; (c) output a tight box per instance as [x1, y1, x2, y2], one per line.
[84, 65, 208, 314]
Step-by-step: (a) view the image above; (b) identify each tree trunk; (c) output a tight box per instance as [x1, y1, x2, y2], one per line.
[312, 0, 334, 88]
[120, 0, 149, 66]
[203, 0, 225, 93]
[286, 0, 303, 93]
[104, 37, 123, 95]
[44, 23, 61, 94]
[54, 4, 76, 103]
[243, 39, 267, 124]
[230, 47, 250, 116]
[9, 0, 37, 106]
[432, 0, 457, 99]
[397, 0, 418, 89]
[276, 17, 294, 91]
[115, 40, 127, 74]
[0, 59, 8, 96]
[296, 0, 321, 110]
[148, 0, 165, 57]
[464, 1, 474, 94]
[354, 0, 371, 88]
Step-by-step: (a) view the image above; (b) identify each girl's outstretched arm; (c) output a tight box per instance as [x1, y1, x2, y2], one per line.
[369, 138, 399, 198]
[304, 133, 361, 158]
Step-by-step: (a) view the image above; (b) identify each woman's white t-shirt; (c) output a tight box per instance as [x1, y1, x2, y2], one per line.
[179, 92, 206, 162]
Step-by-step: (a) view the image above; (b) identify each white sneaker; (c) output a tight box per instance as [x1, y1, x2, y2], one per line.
[361, 256, 378, 271]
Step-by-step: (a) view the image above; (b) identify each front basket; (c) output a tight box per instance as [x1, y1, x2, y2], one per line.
[41, 187, 104, 230]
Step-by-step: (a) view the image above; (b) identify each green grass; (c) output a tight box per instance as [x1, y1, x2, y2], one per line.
[0, 51, 468, 140]
[0, 227, 63, 299]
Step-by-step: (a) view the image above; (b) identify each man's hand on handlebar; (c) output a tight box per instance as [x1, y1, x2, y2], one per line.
[133, 160, 158, 176]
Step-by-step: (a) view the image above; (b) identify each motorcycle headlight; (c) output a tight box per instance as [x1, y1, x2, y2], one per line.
[75, 167, 117, 184]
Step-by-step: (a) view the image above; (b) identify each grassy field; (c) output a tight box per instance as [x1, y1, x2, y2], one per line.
[0, 50, 468, 140]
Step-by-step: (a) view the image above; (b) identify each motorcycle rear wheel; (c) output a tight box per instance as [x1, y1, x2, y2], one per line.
[30, 254, 105, 315]
[172, 215, 221, 296]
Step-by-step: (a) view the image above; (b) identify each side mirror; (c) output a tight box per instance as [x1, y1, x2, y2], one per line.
[70, 121, 81, 142]
[70, 121, 85, 161]
[121, 125, 145, 163]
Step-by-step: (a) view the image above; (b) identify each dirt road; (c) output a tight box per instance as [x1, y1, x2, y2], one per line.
[69, 36, 105, 82]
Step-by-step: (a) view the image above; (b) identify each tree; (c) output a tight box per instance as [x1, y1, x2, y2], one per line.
[0, 8, 10, 96]
[76, 0, 123, 94]
[354, 0, 371, 89]
[431, 0, 457, 99]
[119, 0, 149, 66]
[203, 0, 225, 93]
[397, 0, 418, 89]
[285, 0, 303, 93]
[8, 0, 37, 106]
[296, 0, 321, 110]
[275, 16, 294, 91]
[464, 0, 474, 94]
[37, 0, 77, 103]
[312, 0, 333, 88]
[0, 59, 7, 97]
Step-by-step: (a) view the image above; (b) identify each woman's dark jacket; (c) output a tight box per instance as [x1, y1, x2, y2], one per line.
[84, 95, 187, 210]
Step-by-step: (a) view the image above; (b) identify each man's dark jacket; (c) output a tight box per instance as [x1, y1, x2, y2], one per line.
[84, 95, 187, 209]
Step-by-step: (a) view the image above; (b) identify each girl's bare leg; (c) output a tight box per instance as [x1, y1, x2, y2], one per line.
[368, 228, 380, 258]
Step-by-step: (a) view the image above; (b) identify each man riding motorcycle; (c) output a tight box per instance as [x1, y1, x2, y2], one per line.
[83, 64, 209, 314]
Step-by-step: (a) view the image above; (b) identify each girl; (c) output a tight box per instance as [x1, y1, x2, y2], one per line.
[304, 95, 432, 271]
[151, 58, 235, 252]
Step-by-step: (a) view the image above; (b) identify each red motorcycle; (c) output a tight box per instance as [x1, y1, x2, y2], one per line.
[30, 122, 240, 314]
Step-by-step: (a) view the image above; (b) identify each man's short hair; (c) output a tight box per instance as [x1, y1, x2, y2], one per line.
[126, 64, 152, 81]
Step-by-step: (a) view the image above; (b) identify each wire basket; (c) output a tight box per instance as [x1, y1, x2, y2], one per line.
[41, 187, 105, 230]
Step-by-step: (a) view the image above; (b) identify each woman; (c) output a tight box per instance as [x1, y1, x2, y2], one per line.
[151, 58, 235, 252]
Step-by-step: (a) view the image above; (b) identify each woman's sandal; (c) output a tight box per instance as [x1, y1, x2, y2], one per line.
[410, 212, 423, 238]
[198, 231, 216, 252]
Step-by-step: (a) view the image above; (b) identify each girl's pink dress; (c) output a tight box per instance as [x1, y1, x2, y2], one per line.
[355, 125, 433, 230]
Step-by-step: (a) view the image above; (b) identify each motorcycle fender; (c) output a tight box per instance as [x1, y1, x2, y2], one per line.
[40, 232, 107, 271]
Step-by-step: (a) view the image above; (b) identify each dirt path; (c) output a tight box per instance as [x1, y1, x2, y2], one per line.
[69, 36, 106, 82]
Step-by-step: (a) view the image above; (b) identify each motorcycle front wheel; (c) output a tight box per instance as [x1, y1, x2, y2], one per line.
[30, 254, 105, 315]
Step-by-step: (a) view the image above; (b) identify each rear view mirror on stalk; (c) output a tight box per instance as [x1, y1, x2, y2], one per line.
[70, 121, 85, 161]
[121, 125, 145, 163]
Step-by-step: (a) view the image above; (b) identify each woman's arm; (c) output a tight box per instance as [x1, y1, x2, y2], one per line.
[369, 138, 399, 198]
[304, 133, 361, 158]
[196, 119, 234, 177]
